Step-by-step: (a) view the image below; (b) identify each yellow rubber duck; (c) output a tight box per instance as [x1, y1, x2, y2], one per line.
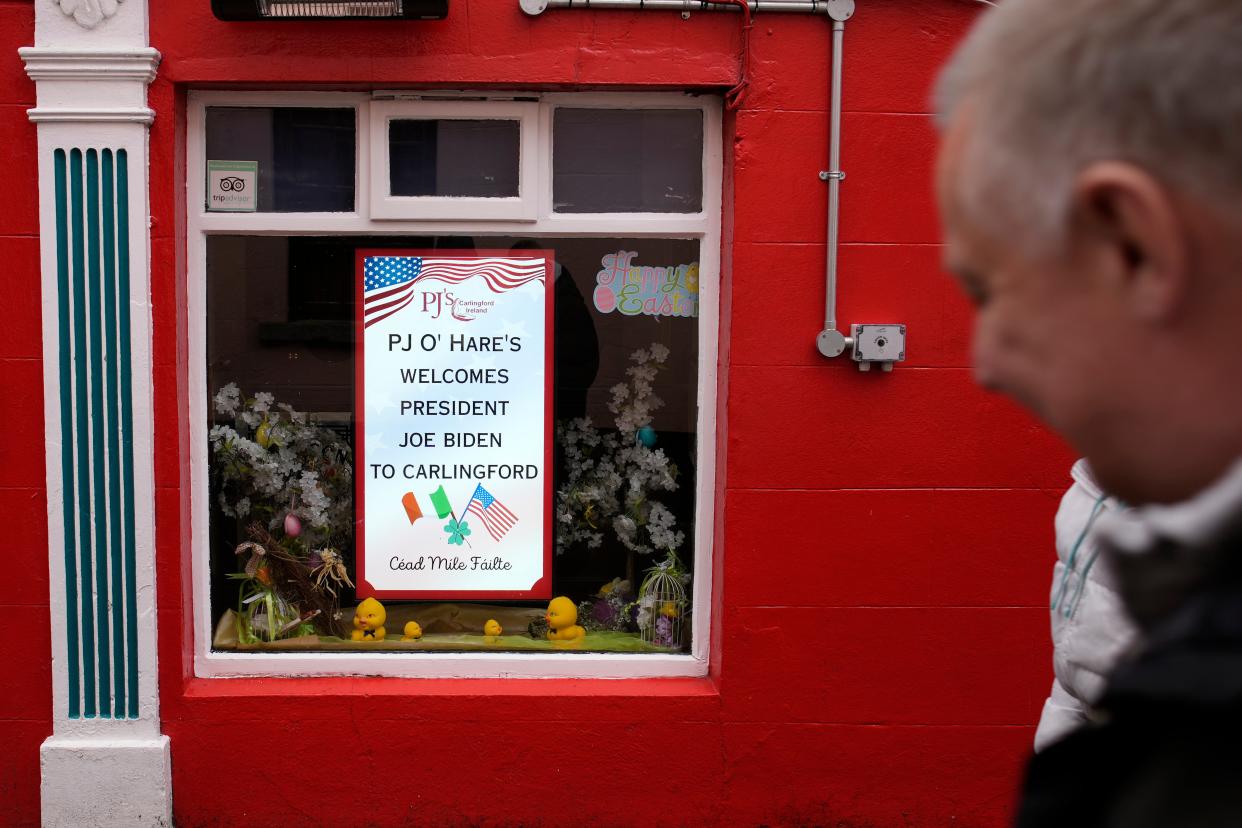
[350, 597, 387, 641]
[401, 620, 423, 641]
[545, 596, 587, 644]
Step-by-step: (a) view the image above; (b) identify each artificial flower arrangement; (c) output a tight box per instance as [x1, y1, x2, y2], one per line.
[210, 384, 354, 642]
[576, 577, 637, 634]
[555, 342, 686, 559]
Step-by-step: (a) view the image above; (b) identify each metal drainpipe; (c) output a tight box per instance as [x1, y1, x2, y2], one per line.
[520, 0, 863, 361]
[816, 2, 854, 358]
[521, 0, 836, 14]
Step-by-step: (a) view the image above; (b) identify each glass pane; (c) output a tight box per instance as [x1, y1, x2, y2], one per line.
[389, 120, 521, 198]
[553, 108, 703, 213]
[205, 107, 356, 212]
[207, 235, 701, 654]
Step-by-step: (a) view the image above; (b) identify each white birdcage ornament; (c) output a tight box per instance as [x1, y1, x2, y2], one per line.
[637, 552, 689, 650]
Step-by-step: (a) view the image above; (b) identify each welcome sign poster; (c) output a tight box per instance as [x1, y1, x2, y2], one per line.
[354, 250, 553, 599]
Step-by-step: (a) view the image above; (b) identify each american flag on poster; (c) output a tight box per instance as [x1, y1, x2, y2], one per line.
[465, 483, 518, 542]
[362, 256, 546, 328]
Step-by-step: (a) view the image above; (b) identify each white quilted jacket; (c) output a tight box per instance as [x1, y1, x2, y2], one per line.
[1033, 459, 1141, 752]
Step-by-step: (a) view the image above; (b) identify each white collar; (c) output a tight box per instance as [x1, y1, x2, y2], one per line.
[1097, 455, 1242, 557]
[1095, 455, 1242, 628]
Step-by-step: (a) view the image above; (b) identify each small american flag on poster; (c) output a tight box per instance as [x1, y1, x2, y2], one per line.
[362, 256, 546, 328]
[465, 484, 518, 542]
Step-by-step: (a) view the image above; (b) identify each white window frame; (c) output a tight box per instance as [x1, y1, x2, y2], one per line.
[187, 89, 721, 679]
[369, 98, 539, 220]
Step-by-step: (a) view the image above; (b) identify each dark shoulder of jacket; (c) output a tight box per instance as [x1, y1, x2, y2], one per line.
[1018, 706, 1242, 828]
[1018, 567, 1242, 827]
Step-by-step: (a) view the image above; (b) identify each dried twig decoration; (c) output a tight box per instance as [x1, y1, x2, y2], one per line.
[310, 548, 354, 597]
[236, 523, 349, 638]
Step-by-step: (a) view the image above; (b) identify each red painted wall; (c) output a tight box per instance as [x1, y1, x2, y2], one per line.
[0, 2, 53, 826]
[1, 0, 1076, 825]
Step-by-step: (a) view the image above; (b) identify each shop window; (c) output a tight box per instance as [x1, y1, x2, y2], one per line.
[189, 92, 720, 678]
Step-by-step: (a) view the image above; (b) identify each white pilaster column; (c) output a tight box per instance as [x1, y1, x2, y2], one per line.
[19, 1, 167, 825]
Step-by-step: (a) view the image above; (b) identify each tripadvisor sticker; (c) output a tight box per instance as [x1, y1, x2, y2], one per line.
[207, 160, 258, 212]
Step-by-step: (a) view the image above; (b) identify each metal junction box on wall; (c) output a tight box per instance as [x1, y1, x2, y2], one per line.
[851, 323, 906, 371]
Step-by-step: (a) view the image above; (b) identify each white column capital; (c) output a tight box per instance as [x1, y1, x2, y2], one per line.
[20, 46, 161, 124]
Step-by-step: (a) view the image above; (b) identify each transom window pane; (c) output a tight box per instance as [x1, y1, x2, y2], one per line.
[205, 106, 356, 212]
[389, 119, 521, 198]
[553, 108, 703, 213]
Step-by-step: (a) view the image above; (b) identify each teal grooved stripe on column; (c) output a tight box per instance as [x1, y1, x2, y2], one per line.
[103, 149, 125, 717]
[69, 148, 97, 718]
[86, 149, 112, 717]
[53, 150, 80, 720]
[117, 148, 139, 719]
[54, 148, 140, 720]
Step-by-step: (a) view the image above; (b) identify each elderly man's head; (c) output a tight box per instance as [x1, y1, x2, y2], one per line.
[936, 0, 1242, 505]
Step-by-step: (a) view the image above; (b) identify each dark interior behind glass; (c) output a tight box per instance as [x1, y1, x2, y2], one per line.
[205, 107, 356, 212]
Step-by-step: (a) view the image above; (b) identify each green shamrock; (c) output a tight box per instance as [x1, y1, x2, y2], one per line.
[444, 518, 472, 546]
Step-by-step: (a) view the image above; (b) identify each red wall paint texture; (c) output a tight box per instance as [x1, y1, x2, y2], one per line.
[0, 0, 1076, 824]
[0, 2, 53, 826]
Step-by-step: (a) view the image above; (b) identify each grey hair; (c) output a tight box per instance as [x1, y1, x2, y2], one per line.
[935, 0, 1242, 255]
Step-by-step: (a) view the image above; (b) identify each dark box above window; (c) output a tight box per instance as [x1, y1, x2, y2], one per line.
[211, 0, 448, 21]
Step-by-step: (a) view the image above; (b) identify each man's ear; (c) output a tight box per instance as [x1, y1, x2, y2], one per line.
[1071, 162, 1191, 322]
